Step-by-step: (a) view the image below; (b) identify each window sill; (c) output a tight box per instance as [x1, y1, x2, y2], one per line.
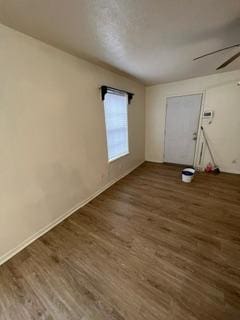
[108, 152, 130, 163]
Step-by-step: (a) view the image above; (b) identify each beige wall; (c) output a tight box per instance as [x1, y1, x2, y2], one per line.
[0, 24, 145, 264]
[146, 70, 240, 173]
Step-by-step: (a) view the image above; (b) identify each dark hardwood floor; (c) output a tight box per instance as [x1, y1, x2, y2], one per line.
[0, 162, 240, 320]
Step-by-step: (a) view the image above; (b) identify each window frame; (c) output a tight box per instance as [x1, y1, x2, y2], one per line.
[108, 150, 129, 163]
[103, 91, 130, 163]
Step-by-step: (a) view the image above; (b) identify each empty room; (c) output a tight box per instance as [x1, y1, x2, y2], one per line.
[0, 1, 240, 319]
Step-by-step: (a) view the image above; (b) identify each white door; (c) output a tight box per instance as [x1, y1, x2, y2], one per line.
[164, 94, 202, 165]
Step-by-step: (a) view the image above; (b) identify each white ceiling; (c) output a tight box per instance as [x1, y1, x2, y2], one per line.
[0, 0, 239, 85]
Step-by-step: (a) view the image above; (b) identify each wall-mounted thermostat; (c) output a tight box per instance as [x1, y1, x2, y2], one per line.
[203, 110, 214, 119]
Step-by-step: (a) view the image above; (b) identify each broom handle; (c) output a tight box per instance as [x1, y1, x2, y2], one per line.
[200, 126, 216, 167]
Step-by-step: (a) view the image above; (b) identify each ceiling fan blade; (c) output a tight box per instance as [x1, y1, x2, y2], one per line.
[216, 51, 240, 70]
[193, 44, 240, 61]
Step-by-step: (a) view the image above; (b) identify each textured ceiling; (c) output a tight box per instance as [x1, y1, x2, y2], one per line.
[0, 0, 240, 85]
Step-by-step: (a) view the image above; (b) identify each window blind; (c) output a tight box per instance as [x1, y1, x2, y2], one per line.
[103, 92, 129, 161]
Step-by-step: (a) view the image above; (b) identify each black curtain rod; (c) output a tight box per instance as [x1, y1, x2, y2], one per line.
[100, 85, 134, 104]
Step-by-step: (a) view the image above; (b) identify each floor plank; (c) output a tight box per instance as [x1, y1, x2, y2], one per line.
[0, 162, 240, 319]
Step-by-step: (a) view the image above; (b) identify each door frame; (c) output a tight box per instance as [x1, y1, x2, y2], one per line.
[163, 91, 205, 167]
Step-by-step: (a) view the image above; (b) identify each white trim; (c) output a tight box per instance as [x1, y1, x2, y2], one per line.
[218, 168, 240, 175]
[0, 161, 144, 266]
[108, 152, 129, 163]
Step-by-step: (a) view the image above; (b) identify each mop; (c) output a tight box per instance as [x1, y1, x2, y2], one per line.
[201, 126, 220, 174]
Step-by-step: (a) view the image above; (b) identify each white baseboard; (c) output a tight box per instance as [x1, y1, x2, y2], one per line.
[197, 165, 240, 175]
[221, 169, 240, 175]
[145, 158, 164, 163]
[0, 161, 144, 266]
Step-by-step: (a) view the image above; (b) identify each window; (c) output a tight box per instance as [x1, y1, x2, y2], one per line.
[103, 92, 129, 161]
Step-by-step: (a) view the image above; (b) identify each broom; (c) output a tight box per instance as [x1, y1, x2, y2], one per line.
[201, 126, 220, 174]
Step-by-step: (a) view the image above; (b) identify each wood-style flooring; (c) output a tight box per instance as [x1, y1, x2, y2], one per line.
[0, 162, 240, 320]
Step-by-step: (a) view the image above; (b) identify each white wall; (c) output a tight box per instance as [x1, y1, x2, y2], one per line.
[146, 70, 240, 173]
[0, 24, 145, 264]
